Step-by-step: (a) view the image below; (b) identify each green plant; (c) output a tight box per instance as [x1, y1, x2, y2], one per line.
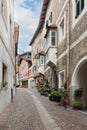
[3, 81, 8, 87]
[48, 90, 61, 101]
[74, 88, 83, 99]
[73, 100, 83, 110]
[38, 80, 50, 96]
[60, 91, 68, 100]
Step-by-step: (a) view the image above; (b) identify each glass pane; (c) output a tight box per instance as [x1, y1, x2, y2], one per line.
[76, 1, 80, 16]
[81, 0, 84, 11]
[60, 19, 64, 37]
[52, 37, 55, 45]
[52, 31, 55, 37]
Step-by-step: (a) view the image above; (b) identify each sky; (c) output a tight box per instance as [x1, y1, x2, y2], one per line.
[14, 0, 43, 54]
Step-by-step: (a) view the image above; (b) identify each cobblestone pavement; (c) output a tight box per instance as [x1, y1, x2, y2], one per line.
[0, 88, 46, 130]
[30, 88, 87, 130]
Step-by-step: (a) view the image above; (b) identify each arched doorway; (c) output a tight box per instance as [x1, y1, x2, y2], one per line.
[71, 57, 87, 108]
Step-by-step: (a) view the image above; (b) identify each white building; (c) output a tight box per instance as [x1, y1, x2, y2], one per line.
[0, 0, 19, 112]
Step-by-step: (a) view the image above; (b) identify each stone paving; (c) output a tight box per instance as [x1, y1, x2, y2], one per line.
[30, 88, 87, 130]
[0, 88, 46, 130]
[0, 88, 87, 130]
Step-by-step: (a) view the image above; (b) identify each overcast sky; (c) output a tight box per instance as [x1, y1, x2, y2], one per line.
[14, 0, 43, 54]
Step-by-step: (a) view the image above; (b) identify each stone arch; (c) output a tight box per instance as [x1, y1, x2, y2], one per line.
[71, 56, 87, 107]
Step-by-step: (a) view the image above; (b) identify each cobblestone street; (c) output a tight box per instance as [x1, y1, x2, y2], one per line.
[0, 89, 46, 130]
[31, 88, 87, 130]
[0, 88, 87, 130]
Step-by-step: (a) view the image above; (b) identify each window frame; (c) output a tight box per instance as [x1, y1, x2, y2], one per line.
[49, 12, 52, 24]
[60, 18, 64, 38]
[40, 56, 44, 65]
[2, 63, 8, 88]
[58, 70, 65, 89]
[51, 30, 56, 46]
[75, 0, 84, 18]
[72, 0, 86, 29]
[58, 12, 66, 45]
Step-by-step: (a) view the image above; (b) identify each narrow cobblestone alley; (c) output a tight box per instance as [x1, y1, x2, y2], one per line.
[0, 88, 87, 130]
[0, 89, 46, 130]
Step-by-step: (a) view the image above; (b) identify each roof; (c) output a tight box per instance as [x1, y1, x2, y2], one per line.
[29, 0, 50, 45]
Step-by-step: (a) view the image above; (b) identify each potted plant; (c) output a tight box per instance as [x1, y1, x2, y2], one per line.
[73, 100, 83, 110]
[74, 88, 83, 100]
[3, 81, 8, 89]
[59, 91, 69, 107]
[48, 90, 61, 102]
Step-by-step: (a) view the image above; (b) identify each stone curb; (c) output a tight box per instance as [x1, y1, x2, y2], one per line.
[27, 90, 61, 130]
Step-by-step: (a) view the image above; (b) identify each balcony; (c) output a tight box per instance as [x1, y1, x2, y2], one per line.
[38, 65, 44, 75]
[46, 47, 57, 68]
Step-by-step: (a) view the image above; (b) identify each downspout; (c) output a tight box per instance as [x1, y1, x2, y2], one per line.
[66, 0, 70, 91]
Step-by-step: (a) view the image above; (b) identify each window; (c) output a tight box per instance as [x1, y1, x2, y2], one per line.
[1, 0, 7, 25]
[46, 20, 49, 29]
[22, 80, 28, 86]
[1, 0, 4, 14]
[44, 55, 46, 63]
[33, 66, 36, 73]
[51, 31, 56, 46]
[60, 18, 64, 38]
[49, 12, 52, 23]
[59, 15, 66, 44]
[40, 56, 44, 65]
[75, 0, 84, 18]
[2, 63, 8, 87]
[59, 70, 65, 88]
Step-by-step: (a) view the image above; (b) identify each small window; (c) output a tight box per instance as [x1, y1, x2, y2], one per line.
[40, 56, 44, 65]
[22, 80, 28, 86]
[33, 66, 36, 73]
[1, 0, 7, 26]
[59, 71, 65, 88]
[49, 12, 52, 23]
[1, 0, 4, 14]
[60, 18, 64, 38]
[46, 20, 49, 29]
[75, 0, 84, 18]
[51, 31, 56, 45]
[2, 63, 8, 87]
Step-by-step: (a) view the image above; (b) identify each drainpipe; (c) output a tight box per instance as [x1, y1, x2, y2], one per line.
[66, 0, 70, 91]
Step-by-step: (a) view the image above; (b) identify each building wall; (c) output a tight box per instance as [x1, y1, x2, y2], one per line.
[0, 0, 15, 113]
[19, 60, 28, 81]
[31, 0, 87, 104]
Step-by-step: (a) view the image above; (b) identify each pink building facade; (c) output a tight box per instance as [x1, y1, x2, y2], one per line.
[19, 60, 28, 81]
[19, 59, 35, 88]
[19, 59, 29, 88]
